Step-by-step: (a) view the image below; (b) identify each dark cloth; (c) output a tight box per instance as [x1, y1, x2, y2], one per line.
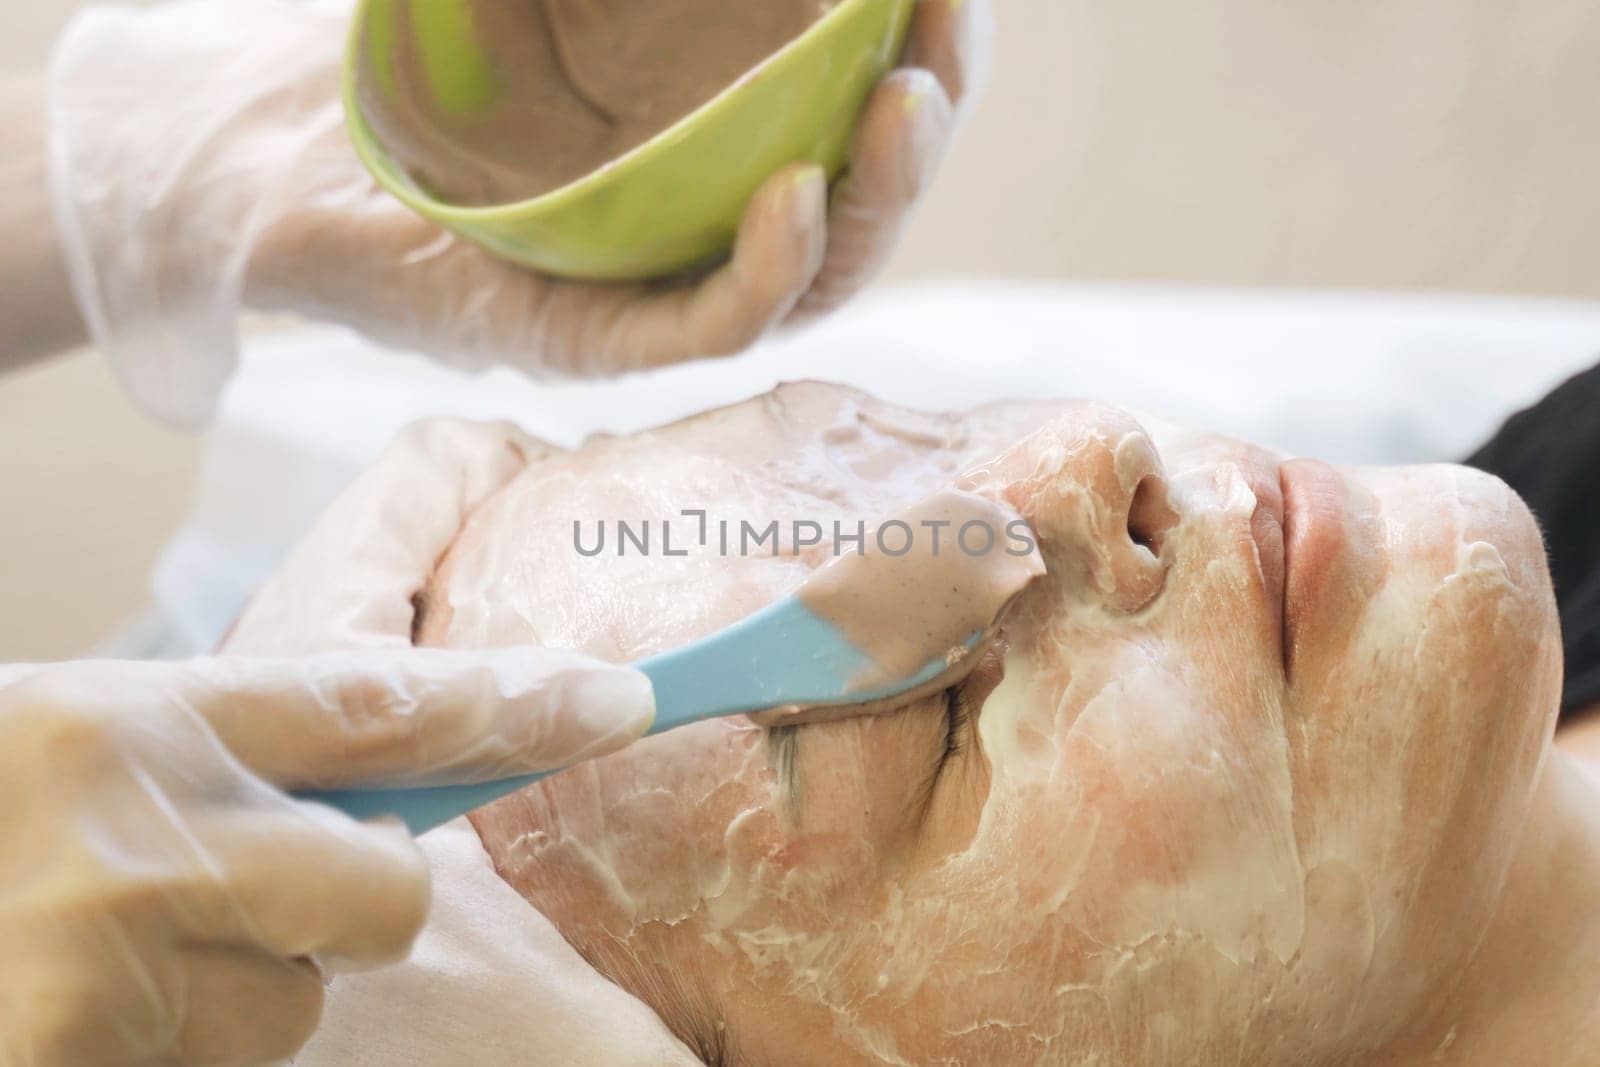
[1463, 360, 1600, 719]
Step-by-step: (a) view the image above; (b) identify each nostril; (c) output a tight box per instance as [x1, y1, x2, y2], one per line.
[1127, 475, 1178, 557]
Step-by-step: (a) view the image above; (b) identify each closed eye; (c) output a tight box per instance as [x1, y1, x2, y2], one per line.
[906, 684, 976, 825]
[914, 644, 1008, 826]
[941, 685, 975, 768]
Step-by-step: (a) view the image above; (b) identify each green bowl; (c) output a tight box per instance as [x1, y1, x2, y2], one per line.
[344, 0, 915, 281]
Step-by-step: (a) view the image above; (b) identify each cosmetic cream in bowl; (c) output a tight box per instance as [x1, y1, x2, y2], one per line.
[346, 0, 914, 280]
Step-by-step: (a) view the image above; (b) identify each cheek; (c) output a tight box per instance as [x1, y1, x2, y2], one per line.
[472, 720, 796, 937]
[976, 642, 1304, 959]
[863, 650, 1313, 1061]
[969, 501, 1307, 954]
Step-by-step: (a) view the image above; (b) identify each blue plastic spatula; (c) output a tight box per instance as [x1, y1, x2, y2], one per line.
[296, 595, 984, 835]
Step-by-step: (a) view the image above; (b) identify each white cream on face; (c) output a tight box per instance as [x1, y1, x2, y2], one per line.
[422, 384, 1560, 1064]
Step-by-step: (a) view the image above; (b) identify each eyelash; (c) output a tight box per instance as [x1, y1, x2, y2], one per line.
[908, 686, 977, 831]
[940, 686, 974, 767]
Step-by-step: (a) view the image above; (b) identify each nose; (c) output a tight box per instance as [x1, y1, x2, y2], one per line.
[963, 405, 1177, 612]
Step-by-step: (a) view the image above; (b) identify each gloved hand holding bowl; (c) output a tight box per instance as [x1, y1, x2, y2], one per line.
[46, 0, 992, 426]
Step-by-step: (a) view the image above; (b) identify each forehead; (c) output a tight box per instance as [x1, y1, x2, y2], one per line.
[421, 383, 1077, 655]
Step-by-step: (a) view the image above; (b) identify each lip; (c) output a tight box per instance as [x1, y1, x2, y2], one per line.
[1279, 459, 1350, 678]
[1239, 460, 1287, 664]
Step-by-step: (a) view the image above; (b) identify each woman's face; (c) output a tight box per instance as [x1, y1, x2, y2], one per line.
[419, 383, 1562, 1065]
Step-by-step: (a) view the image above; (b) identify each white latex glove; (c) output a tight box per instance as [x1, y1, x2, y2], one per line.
[292, 820, 705, 1067]
[221, 414, 667, 778]
[0, 648, 654, 1067]
[224, 415, 558, 656]
[48, 0, 992, 429]
[223, 422, 706, 1064]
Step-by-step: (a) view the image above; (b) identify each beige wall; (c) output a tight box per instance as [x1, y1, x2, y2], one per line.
[4, 0, 1599, 659]
[2, 5, 76, 71]
[894, 0, 1600, 295]
[3, 1, 195, 661]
